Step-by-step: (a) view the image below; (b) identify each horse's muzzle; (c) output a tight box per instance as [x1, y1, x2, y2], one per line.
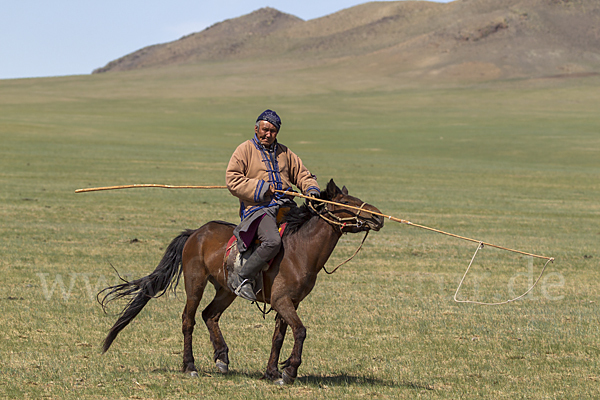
[366, 215, 384, 231]
[361, 206, 384, 231]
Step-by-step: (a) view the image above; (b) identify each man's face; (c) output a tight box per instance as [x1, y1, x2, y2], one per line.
[255, 120, 278, 146]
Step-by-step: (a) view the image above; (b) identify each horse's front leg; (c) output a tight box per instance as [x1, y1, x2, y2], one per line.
[271, 297, 306, 385]
[264, 313, 288, 382]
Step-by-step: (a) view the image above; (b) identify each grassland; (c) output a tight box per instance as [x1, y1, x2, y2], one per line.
[1, 70, 599, 399]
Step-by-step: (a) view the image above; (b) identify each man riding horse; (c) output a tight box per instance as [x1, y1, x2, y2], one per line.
[226, 109, 320, 301]
[99, 112, 383, 380]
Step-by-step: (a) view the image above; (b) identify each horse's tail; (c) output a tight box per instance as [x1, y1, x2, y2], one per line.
[97, 229, 196, 353]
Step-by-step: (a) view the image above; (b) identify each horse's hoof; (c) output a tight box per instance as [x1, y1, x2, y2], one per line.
[215, 360, 229, 374]
[189, 371, 199, 378]
[283, 370, 296, 385]
[274, 370, 295, 386]
[274, 378, 286, 386]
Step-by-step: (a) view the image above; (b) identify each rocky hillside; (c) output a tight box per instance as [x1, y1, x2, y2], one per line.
[94, 0, 600, 81]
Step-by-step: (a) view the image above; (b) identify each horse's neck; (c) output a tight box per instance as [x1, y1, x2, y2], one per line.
[300, 216, 342, 273]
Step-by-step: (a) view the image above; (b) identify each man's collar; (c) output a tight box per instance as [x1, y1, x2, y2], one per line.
[253, 134, 278, 151]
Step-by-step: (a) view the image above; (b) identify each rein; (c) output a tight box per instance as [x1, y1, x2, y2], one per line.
[322, 231, 369, 274]
[307, 200, 371, 274]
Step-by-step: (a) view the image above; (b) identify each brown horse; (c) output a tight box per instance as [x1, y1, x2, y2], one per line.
[98, 180, 384, 385]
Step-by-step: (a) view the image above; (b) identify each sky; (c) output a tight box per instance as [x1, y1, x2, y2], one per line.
[1, 0, 452, 80]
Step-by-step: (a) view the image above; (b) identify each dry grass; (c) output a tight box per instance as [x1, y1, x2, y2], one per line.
[1, 72, 599, 398]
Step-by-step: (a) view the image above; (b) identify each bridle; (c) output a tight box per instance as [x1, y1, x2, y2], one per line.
[308, 200, 370, 233]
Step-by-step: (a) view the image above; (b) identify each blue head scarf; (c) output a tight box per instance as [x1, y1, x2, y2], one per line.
[256, 109, 281, 132]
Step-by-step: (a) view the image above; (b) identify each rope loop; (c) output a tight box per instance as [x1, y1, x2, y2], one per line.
[454, 242, 554, 306]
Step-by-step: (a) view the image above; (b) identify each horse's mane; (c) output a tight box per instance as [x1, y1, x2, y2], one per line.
[283, 194, 328, 236]
[282, 203, 314, 235]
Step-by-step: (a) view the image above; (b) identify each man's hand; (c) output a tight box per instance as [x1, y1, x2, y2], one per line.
[265, 185, 275, 196]
[307, 190, 320, 199]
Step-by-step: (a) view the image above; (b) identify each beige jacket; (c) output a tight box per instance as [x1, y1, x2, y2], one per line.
[226, 136, 320, 219]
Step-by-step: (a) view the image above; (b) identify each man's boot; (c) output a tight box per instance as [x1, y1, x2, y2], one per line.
[231, 251, 268, 302]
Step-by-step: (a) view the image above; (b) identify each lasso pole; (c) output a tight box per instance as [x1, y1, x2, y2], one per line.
[74, 184, 553, 261]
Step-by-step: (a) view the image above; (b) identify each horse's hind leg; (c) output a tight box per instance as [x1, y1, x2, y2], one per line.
[263, 312, 288, 382]
[181, 276, 208, 376]
[202, 285, 236, 374]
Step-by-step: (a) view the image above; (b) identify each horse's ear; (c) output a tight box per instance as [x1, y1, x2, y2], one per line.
[326, 179, 340, 199]
[341, 185, 348, 195]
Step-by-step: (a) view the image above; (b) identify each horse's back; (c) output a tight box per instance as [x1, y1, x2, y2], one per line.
[182, 221, 236, 281]
[184, 220, 235, 252]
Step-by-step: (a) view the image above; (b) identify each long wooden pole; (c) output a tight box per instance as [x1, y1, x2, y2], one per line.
[74, 184, 553, 261]
[75, 184, 227, 193]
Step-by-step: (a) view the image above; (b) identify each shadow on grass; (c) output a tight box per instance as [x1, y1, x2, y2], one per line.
[299, 374, 433, 390]
[149, 365, 434, 391]
[170, 368, 433, 390]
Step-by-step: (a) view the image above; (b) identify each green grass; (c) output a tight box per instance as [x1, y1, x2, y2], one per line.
[1, 70, 599, 399]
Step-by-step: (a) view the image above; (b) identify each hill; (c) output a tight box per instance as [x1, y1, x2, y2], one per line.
[94, 0, 600, 82]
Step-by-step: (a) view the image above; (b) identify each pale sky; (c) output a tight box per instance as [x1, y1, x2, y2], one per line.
[0, 0, 452, 80]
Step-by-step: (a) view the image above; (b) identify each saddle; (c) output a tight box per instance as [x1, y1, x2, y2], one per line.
[224, 223, 287, 299]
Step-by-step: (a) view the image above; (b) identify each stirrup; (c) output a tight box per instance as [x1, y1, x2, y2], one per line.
[233, 278, 250, 295]
[234, 279, 257, 301]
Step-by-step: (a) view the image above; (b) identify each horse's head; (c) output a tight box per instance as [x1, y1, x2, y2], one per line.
[319, 180, 384, 233]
